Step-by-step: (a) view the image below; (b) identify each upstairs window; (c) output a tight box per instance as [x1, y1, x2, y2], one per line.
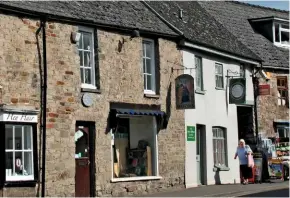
[215, 63, 224, 89]
[277, 76, 288, 107]
[195, 56, 204, 91]
[274, 23, 289, 47]
[78, 27, 96, 89]
[142, 39, 156, 94]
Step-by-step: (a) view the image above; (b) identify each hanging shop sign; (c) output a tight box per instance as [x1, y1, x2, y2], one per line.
[175, 74, 195, 109]
[0, 112, 38, 123]
[258, 84, 270, 96]
[229, 78, 246, 104]
[187, 126, 195, 141]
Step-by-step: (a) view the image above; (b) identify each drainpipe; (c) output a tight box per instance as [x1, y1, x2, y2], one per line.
[36, 17, 48, 197]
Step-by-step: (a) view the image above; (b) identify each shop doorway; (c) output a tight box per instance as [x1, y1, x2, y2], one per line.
[196, 124, 206, 185]
[75, 122, 95, 197]
[237, 106, 254, 143]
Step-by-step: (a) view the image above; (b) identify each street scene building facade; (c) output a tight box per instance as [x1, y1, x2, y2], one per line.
[0, 1, 288, 197]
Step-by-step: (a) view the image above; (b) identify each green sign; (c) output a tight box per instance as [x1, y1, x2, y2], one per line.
[187, 126, 195, 141]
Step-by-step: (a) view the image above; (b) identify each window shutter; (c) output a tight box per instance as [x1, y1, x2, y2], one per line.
[154, 39, 160, 95]
[94, 29, 101, 90]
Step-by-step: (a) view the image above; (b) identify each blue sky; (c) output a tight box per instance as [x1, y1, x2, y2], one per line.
[240, 1, 289, 11]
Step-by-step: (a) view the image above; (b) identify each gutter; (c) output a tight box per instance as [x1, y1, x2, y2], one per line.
[141, 0, 184, 36]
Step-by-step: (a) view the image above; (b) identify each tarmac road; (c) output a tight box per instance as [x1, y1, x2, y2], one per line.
[238, 188, 289, 197]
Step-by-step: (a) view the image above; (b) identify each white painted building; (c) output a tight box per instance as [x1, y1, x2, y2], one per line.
[181, 42, 258, 188]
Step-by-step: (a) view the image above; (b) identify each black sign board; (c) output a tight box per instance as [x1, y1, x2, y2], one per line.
[229, 78, 246, 104]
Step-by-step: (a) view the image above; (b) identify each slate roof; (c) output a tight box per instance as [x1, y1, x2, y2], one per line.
[198, 1, 289, 69]
[146, 1, 262, 61]
[0, 1, 178, 37]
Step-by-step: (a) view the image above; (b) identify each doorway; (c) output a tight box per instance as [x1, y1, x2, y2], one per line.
[75, 121, 95, 197]
[196, 124, 206, 185]
[237, 106, 254, 143]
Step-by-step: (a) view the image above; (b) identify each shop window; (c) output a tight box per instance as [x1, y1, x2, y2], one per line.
[215, 63, 224, 89]
[112, 116, 158, 179]
[277, 127, 289, 138]
[277, 76, 288, 107]
[212, 127, 227, 167]
[4, 124, 35, 181]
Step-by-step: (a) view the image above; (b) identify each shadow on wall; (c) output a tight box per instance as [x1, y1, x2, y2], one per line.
[214, 170, 221, 185]
[164, 82, 172, 130]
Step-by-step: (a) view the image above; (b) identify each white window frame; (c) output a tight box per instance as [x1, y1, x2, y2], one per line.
[142, 39, 156, 95]
[78, 26, 96, 90]
[215, 63, 224, 89]
[5, 125, 34, 181]
[273, 22, 290, 47]
[277, 126, 290, 138]
[212, 127, 227, 167]
[195, 56, 204, 91]
[110, 116, 161, 182]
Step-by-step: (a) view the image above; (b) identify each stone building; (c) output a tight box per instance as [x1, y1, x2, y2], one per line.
[0, 1, 185, 197]
[200, 1, 289, 139]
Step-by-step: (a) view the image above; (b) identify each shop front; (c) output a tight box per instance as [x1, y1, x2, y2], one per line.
[0, 107, 38, 196]
[108, 103, 166, 182]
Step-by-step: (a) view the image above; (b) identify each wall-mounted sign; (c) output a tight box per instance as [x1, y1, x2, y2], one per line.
[0, 112, 38, 123]
[175, 74, 195, 109]
[229, 78, 246, 104]
[187, 126, 195, 141]
[82, 93, 94, 107]
[258, 84, 270, 95]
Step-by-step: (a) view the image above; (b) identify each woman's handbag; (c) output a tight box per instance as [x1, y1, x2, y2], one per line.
[247, 153, 255, 168]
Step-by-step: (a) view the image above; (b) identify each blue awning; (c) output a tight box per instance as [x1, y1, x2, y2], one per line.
[115, 108, 165, 116]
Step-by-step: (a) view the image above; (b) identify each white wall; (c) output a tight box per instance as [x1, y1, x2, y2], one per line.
[183, 49, 255, 188]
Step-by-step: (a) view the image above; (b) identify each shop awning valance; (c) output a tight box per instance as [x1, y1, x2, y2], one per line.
[115, 108, 165, 116]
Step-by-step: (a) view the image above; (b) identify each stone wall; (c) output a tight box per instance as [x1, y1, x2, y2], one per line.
[257, 69, 289, 137]
[0, 12, 185, 197]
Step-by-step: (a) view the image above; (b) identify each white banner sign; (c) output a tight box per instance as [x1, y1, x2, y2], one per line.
[0, 112, 38, 123]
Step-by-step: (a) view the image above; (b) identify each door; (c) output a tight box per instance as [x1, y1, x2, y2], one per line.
[196, 126, 201, 185]
[196, 124, 206, 185]
[75, 125, 90, 197]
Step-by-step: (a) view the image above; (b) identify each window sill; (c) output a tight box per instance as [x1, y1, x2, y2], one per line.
[195, 90, 206, 95]
[215, 87, 225, 91]
[144, 94, 160, 99]
[4, 180, 37, 187]
[81, 88, 101, 94]
[111, 176, 162, 183]
[213, 165, 230, 172]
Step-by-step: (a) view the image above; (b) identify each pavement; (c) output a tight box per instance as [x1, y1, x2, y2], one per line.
[144, 180, 289, 197]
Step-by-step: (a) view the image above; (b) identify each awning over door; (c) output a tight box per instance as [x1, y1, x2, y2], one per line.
[115, 108, 165, 116]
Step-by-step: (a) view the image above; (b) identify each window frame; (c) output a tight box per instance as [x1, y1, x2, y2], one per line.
[78, 26, 96, 90]
[273, 22, 290, 47]
[195, 56, 204, 91]
[0, 122, 38, 187]
[212, 127, 228, 167]
[277, 76, 288, 107]
[142, 39, 156, 95]
[215, 63, 224, 89]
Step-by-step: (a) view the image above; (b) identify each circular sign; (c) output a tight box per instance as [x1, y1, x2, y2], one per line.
[231, 83, 245, 99]
[82, 93, 93, 107]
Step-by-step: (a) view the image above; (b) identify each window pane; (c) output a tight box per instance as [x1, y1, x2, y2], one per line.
[147, 75, 152, 90]
[24, 152, 33, 176]
[143, 59, 146, 73]
[275, 24, 280, 42]
[146, 59, 152, 74]
[145, 43, 152, 58]
[79, 51, 83, 66]
[14, 152, 22, 176]
[281, 31, 289, 44]
[84, 52, 91, 67]
[83, 33, 92, 51]
[24, 126, 32, 150]
[142, 43, 146, 57]
[5, 125, 13, 150]
[84, 69, 92, 84]
[5, 152, 13, 176]
[80, 68, 84, 84]
[78, 34, 83, 49]
[144, 75, 147, 90]
[15, 126, 22, 150]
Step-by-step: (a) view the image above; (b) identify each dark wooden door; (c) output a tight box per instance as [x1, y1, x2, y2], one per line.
[75, 126, 90, 197]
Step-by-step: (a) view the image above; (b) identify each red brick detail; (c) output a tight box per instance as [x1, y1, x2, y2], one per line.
[48, 113, 59, 118]
[56, 81, 64, 86]
[59, 61, 65, 65]
[67, 97, 74, 103]
[11, 98, 18, 104]
[46, 123, 54, 129]
[65, 71, 73, 75]
[51, 33, 57, 37]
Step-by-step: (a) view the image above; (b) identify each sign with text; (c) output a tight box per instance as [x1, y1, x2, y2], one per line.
[187, 126, 195, 141]
[175, 74, 195, 109]
[0, 112, 38, 123]
[258, 84, 270, 95]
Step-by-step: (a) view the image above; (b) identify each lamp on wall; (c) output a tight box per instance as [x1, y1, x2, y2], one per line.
[71, 32, 81, 44]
